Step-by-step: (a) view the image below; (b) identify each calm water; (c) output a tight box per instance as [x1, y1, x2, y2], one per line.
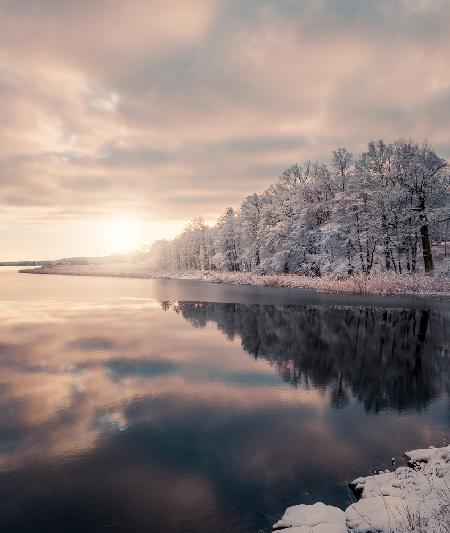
[0, 269, 449, 533]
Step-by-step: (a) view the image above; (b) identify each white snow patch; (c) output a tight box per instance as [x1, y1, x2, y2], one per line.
[404, 445, 438, 464]
[274, 444, 450, 533]
[275, 526, 347, 533]
[346, 496, 410, 532]
[273, 502, 346, 532]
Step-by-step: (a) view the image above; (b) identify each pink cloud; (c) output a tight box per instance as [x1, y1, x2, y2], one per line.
[1, 0, 450, 256]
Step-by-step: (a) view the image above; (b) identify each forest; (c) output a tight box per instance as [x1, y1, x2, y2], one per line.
[149, 139, 450, 277]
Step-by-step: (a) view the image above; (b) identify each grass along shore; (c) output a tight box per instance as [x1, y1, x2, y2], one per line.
[20, 263, 450, 297]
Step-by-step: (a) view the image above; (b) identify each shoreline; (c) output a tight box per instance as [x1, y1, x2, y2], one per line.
[20, 263, 450, 299]
[273, 443, 450, 532]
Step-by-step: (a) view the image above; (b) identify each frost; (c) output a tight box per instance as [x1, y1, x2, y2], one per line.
[144, 140, 449, 279]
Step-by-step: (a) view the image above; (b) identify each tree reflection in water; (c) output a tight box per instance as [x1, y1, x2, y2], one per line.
[162, 301, 450, 413]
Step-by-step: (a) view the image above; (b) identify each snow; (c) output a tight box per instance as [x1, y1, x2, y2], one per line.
[404, 445, 439, 465]
[345, 496, 408, 532]
[275, 526, 346, 533]
[273, 502, 346, 532]
[131, 140, 449, 279]
[21, 265, 450, 297]
[274, 444, 450, 533]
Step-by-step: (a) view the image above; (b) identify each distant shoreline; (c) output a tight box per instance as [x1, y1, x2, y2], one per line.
[20, 263, 450, 299]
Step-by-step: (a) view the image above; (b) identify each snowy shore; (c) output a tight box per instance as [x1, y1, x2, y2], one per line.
[21, 263, 450, 297]
[274, 444, 450, 532]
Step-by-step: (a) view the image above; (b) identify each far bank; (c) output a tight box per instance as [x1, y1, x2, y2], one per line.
[20, 263, 450, 307]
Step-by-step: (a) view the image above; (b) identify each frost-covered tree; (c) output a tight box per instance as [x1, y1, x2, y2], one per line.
[332, 148, 353, 192]
[148, 139, 449, 277]
[390, 140, 449, 272]
[212, 207, 241, 271]
[240, 194, 263, 271]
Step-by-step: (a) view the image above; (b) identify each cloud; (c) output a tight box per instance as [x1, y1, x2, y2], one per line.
[1, 0, 450, 255]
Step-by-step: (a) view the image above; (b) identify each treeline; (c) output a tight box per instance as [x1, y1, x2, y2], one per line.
[150, 139, 450, 276]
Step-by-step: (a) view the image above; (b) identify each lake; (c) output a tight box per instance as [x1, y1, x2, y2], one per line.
[0, 269, 449, 533]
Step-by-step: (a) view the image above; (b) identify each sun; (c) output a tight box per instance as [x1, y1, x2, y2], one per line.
[105, 218, 141, 254]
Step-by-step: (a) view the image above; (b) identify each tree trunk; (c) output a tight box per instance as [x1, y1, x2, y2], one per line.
[445, 219, 448, 257]
[412, 233, 418, 272]
[418, 196, 433, 273]
[420, 223, 433, 272]
[382, 215, 391, 270]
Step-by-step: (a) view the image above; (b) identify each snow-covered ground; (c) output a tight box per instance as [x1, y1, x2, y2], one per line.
[21, 263, 450, 297]
[274, 444, 450, 532]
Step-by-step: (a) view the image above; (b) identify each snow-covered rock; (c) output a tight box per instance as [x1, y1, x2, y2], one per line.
[273, 502, 346, 532]
[274, 526, 347, 533]
[350, 444, 450, 531]
[274, 444, 450, 533]
[346, 496, 410, 532]
[404, 445, 440, 465]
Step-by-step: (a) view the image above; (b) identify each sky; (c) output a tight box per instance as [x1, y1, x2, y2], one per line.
[1, 0, 450, 260]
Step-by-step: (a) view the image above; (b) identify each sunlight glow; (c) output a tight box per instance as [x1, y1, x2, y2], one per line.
[105, 218, 141, 254]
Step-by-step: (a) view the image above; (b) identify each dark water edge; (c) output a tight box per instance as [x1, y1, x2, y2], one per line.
[0, 270, 448, 533]
[20, 269, 450, 310]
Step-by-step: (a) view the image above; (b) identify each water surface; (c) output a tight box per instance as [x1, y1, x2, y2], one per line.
[0, 270, 448, 532]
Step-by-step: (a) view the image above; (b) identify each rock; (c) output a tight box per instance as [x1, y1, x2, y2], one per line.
[273, 501, 346, 532]
[345, 496, 409, 532]
[274, 443, 450, 533]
